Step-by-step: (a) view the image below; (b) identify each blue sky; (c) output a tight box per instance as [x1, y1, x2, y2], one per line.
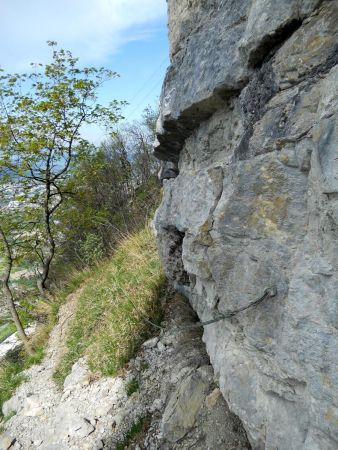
[1, 0, 169, 142]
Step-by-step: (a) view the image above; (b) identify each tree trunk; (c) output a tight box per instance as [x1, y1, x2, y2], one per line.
[0, 226, 32, 354]
[37, 176, 56, 297]
[37, 248, 54, 297]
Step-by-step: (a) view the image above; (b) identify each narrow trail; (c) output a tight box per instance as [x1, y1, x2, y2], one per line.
[45, 289, 80, 370]
[1, 291, 250, 450]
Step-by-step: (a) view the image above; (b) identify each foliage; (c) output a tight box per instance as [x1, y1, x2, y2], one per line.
[53, 227, 166, 387]
[0, 42, 162, 410]
[0, 41, 124, 293]
[55, 105, 161, 270]
[79, 233, 105, 266]
[0, 323, 16, 343]
[0, 273, 83, 417]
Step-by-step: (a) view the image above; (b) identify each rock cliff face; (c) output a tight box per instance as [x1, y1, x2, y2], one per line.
[155, 1, 338, 449]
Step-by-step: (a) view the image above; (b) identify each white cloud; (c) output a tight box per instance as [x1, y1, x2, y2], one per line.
[1, 0, 167, 70]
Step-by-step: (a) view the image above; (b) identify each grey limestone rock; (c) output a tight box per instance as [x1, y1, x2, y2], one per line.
[162, 365, 250, 449]
[158, 160, 179, 182]
[0, 433, 15, 450]
[155, 1, 338, 449]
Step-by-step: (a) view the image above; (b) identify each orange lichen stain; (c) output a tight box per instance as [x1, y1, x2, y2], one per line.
[248, 195, 288, 235]
[279, 154, 289, 165]
[244, 162, 252, 173]
[324, 408, 338, 427]
[307, 34, 332, 52]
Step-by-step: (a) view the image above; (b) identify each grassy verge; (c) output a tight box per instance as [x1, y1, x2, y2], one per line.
[0, 323, 16, 343]
[54, 227, 165, 387]
[0, 312, 56, 418]
[0, 360, 27, 418]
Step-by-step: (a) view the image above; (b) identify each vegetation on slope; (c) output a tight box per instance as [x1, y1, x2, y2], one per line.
[0, 302, 59, 417]
[54, 226, 165, 386]
[0, 41, 160, 347]
[0, 225, 165, 414]
[0, 42, 164, 422]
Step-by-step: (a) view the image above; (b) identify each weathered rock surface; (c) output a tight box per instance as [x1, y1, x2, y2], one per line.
[0, 326, 36, 360]
[155, 1, 338, 449]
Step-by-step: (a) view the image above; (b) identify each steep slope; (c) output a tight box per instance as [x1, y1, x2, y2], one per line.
[1, 228, 250, 449]
[155, 1, 338, 449]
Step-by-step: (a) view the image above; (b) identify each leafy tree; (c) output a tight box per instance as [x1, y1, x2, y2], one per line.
[55, 106, 161, 268]
[117, 106, 159, 185]
[0, 41, 124, 295]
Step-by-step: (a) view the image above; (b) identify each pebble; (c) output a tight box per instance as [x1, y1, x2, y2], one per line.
[157, 341, 165, 352]
[142, 337, 159, 349]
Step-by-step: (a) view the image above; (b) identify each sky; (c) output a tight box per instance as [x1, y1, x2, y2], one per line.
[0, 0, 169, 143]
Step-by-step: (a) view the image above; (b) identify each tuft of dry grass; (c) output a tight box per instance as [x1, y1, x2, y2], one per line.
[53, 226, 166, 387]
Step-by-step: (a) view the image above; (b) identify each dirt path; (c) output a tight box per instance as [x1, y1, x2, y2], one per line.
[45, 290, 80, 369]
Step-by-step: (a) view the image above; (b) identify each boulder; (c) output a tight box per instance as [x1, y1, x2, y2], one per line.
[22, 395, 44, 417]
[161, 368, 209, 442]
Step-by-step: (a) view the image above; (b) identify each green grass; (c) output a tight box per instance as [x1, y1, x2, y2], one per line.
[140, 361, 150, 371]
[116, 416, 151, 450]
[54, 227, 166, 387]
[126, 378, 139, 397]
[0, 324, 52, 418]
[0, 360, 27, 418]
[54, 267, 93, 305]
[0, 226, 165, 418]
[0, 323, 16, 343]
[3, 411, 16, 422]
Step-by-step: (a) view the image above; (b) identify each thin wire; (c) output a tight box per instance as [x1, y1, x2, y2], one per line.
[127, 57, 168, 105]
[131, 286, 277, 332]
[127, 77, 164, 120]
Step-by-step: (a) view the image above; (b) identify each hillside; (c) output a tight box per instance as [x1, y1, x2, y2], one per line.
[0, 228, 250, 449]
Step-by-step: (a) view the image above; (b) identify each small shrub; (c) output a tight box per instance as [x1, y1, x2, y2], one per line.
[116, 416, 151, 450]
[140, 361, 149, 371]
[126, 378, 139, 397]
